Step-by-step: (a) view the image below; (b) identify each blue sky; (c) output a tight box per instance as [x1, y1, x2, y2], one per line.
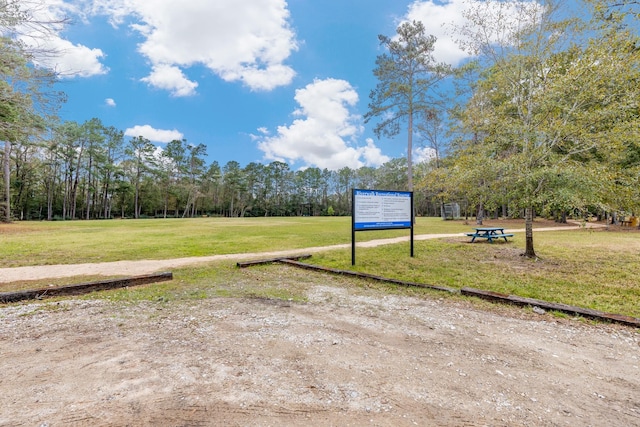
[23, 0, 506, 170]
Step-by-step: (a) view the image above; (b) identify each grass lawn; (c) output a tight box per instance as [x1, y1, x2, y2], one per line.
[0, 216, 476, 267]
[1, 216, 639, 319]
[312, 227, 640, 318]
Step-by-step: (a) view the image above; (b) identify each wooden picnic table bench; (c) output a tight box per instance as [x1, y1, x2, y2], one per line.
[467, 227, 513, 243]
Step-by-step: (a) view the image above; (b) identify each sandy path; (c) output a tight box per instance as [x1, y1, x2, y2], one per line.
[0, 224, 590, 283]
[1, 269, 638, 426]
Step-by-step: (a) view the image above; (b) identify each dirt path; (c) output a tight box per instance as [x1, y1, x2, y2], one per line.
[0, 224, 590, 283]
[0, 266, 638, 426]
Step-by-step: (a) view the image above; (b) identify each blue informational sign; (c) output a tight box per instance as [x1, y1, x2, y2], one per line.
[353, 189, 412, 230]
[351, 189, 414, 265]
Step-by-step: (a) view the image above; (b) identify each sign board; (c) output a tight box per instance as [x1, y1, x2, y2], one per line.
[351, 189, 414, 265]
[353, 189, 412, 230]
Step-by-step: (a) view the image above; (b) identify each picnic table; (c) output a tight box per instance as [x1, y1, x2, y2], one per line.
[619, 217, 638, 227]
[466, 227, 513, 243]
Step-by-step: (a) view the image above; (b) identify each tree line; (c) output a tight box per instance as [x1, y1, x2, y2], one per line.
[5, 117, 449, 220]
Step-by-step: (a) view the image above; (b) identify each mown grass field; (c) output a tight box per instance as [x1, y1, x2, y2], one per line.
[1, 217, 639, 319]
[313, 227, 640, 318]
[0, 216, 472, 267]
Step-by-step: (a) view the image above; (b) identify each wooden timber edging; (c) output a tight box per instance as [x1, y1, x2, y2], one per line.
[277, 258, 457, 294]
[461, 287, 640, 328]
[237, 255, 640, 328]
[0, 272, 173, 304]
[236, 254, 313, 268]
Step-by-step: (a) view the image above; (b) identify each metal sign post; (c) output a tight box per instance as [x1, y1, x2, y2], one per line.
[351, 188, 414, 265]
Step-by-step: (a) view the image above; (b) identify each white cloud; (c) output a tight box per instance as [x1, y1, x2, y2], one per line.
[362, 138, 391, 166]
[33, 37, 108, 78]
[221, 64, 296, 92]
[105, 98, 116, 107]
[414, 146, 437, 163]
[124, 125, 183, 143]
[15, 1, 108, 78]
[403, 0, 544, 65]
[257, 78, 388, 170]
[89, 0, 298, 94]
[404, 0, 469, 66]
[140, 65, 198, 97]
[249, 127, 270, 142]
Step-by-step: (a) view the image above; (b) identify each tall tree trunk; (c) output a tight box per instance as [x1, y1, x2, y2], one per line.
[134, 184, 139, 219]
[407, 113, 413, 192]
[62, 169, 69, 220]
[524, 206, 536, 258]
[71, 174, 79, 219]
[46, 180, 53, 221]
[3, 140, 11, 223]
[163, 195, 168, 218]
[408, 112, 416, 224]
[102, 179, 111, 219]
[134, 164, 141, 219]
[85, 156, 93, 220]
[70, 145, 84, 219]
[476, 201, 484, 225]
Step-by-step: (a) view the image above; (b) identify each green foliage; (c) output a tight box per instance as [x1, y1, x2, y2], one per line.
[0, 3, 65, 223]
[428, 0, 640, 255]
[366, 20, 451, 190]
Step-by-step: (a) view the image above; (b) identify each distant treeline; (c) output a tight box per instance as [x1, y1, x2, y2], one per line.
[2, 118, 452, 220]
